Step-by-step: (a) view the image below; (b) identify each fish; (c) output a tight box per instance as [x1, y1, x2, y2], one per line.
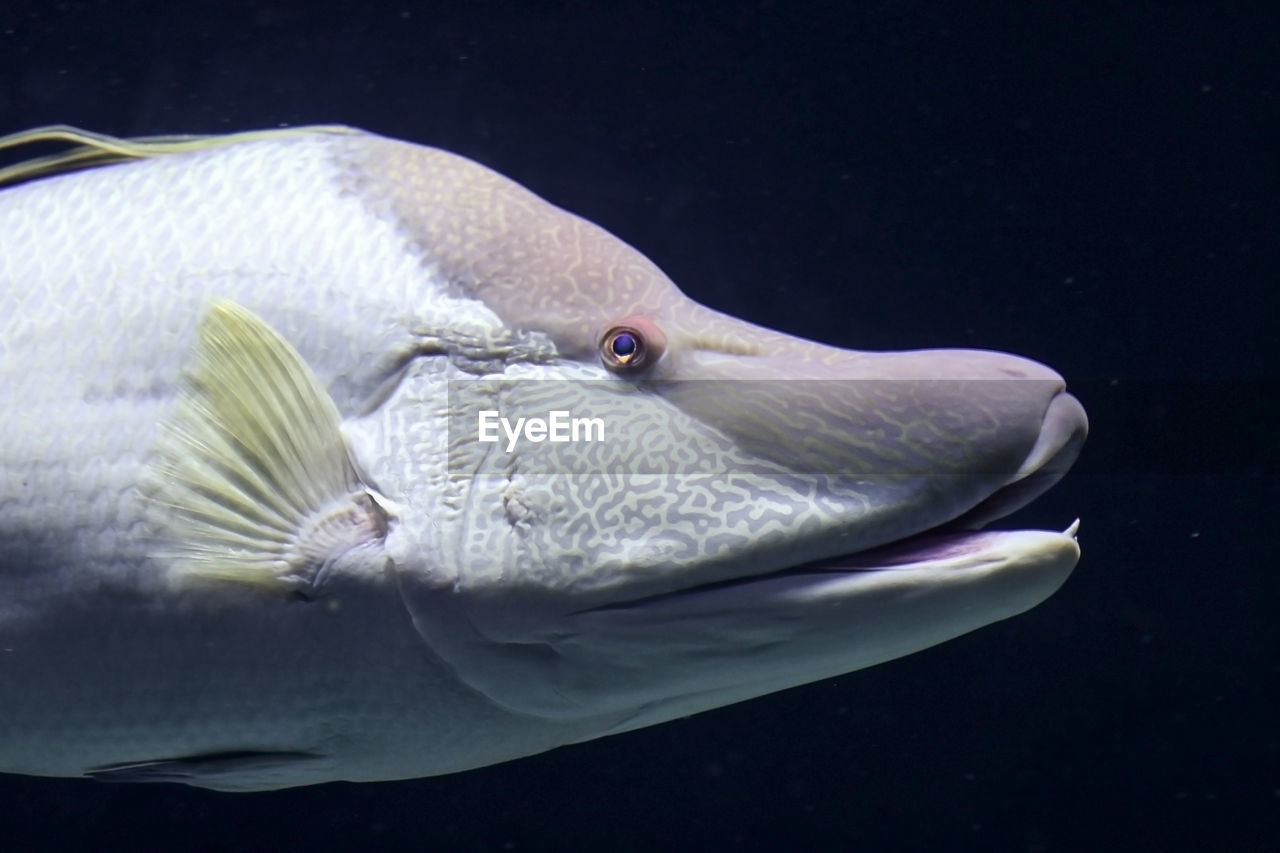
[0, 125, 1087, 790]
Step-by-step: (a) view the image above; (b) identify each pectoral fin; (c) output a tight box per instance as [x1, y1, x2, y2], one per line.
[147, 301, 393, 595]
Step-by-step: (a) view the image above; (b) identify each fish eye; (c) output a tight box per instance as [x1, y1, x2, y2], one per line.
[599, 316, 665, 373]
[601, 326, 647, 370]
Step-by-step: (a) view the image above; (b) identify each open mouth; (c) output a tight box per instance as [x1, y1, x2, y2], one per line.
[774, 389, 1087, 574]
[805, 390, 1086, 575]
[585, 516, 1080, 614]
[586, 390, 1088, 612]
[800, 517, 1080, 572]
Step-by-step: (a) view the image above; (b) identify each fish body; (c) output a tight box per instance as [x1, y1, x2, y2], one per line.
[0, 127, 1086, 789]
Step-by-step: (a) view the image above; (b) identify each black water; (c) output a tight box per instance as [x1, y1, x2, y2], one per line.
[1, 2, 1275, 850]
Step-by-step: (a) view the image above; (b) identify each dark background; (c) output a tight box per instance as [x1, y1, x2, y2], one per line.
[1, 2, 1276, 851]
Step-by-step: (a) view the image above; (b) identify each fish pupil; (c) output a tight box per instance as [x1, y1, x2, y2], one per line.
[611, 331, 638, 358]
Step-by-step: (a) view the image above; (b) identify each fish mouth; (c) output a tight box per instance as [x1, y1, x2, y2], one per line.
[590, 389, 1088, 611]
[770, 389, 1087, 578]
[790, 518, 1080, 575]
[593, 520, 1080, 614]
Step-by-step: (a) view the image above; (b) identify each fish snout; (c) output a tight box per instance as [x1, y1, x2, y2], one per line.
[661, 337, 1086, 539]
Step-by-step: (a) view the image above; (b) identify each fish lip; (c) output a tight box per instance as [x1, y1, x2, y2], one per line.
[799, 519, 1080, 573]
[937, 390, 1089, 531]
[581, 521, 1080, 614]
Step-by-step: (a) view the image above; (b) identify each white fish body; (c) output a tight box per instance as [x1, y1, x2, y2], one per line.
[0, 127, 1086, 789]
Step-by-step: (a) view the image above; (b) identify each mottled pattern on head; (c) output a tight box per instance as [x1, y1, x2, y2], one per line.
[340, 134, 770, 362]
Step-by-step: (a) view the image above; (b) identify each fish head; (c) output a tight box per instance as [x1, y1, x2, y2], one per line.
[346, 136, 1086, 735]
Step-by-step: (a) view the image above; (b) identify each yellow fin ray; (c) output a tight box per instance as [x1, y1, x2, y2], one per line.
[147, 301, 391, 593]
[0, 124, 358, 188]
